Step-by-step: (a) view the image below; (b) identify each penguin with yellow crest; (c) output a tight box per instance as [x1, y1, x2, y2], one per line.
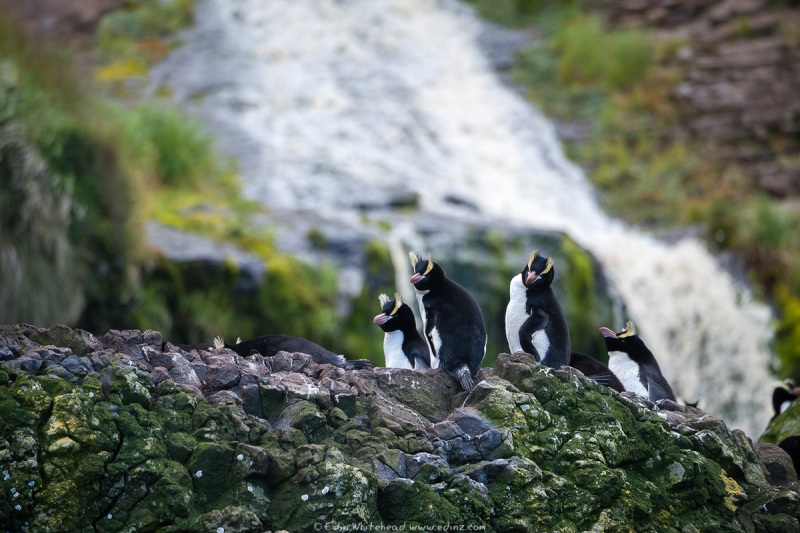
[373, 292, 431, 370]
[408, 251, 486, 391]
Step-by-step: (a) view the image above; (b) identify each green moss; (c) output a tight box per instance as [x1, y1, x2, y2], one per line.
[95, 0, 196, 91]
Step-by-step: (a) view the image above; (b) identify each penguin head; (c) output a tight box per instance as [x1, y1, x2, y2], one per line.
[599, 321, 649, 361]
[521, 250, 555, 290]
[373, 293, 407, 332]
[409, 251, 444, 291]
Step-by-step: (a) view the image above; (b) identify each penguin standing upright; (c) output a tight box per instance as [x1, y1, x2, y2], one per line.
[373, 293, 431, 370]
[599, 321, 676, 402]
[507, 250, 571, 369]
[409, 251, 486, 391]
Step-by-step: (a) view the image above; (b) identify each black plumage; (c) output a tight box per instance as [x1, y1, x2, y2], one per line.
[225, 334, 373, 369]
[515, 250, 571, 369]
[569, 352, 625, 393]
[409, 251, 486, 391]
[600, 322, 675, 402]
[164, 334, 373, 369]
[373, 293, 431, 369]
[771, 380, 800, 422]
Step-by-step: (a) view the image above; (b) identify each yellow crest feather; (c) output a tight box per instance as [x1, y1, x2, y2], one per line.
[409, 251, 420, 269]
[527, 250, 538, 270]
[391, 292, 403, 315]
[423, 252, 434, 275]
[541, 257, 554, 275]
[618, 320, 637, 338]
[378, 293, 391, 308]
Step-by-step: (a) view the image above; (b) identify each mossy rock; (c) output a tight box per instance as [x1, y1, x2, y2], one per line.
[1, 327, 799, 532]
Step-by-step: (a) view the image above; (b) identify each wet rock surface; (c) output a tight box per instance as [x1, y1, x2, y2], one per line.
[1, 324, 799, 532]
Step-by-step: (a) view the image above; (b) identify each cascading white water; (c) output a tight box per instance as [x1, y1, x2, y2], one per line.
[149, 0, 774, 436]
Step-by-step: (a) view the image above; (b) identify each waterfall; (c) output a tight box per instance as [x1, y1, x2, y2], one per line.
[149, 0, 774, 436]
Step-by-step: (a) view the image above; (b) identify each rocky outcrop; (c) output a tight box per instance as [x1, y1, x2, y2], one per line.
[1, 324, 799, 532]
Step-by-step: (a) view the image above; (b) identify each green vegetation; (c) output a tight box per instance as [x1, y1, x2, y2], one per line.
[476, 1, 800, 379]
[0, 19, 140, 329]
[95, 0, 195, 89]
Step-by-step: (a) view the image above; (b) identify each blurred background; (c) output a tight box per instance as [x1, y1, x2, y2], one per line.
[2, 0, 799, 437]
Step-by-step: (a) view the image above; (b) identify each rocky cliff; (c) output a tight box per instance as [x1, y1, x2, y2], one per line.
[602, 0, 800, 199]
[1, 323, 798, 532]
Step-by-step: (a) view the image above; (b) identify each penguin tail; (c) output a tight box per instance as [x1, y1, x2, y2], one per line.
[452, 365, 475, 392]
[346, 358, 374, 370]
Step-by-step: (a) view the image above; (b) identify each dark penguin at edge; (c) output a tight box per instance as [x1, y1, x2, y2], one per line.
[409, 251, 486, 391]
[600, 321, 675, 402]
[771, 379, 800, 422]
[517, 250, 571, 369]
[373, 292, 431, 370]
[166, 335, 373, 369]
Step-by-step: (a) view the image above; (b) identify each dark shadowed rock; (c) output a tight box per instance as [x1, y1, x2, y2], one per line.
[756, 442, 798, 486]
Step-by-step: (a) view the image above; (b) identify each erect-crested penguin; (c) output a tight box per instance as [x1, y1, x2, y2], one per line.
[409, 251, 486, 391]
[216, 335, 373, 369]
[771, 379, 800, 421]
[373, 292, 431, 370]
[507, 250, 571, 369]
[599, 321, 675, 402]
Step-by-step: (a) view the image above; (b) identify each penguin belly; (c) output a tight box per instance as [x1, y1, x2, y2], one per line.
[608, 351, 649, 397]
[505, 274, 528, 353]
[428, 326, 442, 369]
[383, 331, 414, 369]
[532, 330, 550, 362]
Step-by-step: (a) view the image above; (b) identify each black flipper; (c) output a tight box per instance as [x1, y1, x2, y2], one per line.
[519, 310, 549, 359]
[645, 367, 676, 402]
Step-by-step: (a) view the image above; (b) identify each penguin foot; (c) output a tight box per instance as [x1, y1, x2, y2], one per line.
[452, 365, 475, 392]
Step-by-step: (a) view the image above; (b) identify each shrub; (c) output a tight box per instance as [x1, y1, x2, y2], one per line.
[553, 14, 653, 90]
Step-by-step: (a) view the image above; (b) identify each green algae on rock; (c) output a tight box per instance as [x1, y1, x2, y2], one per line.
[1, 324, 798, 532]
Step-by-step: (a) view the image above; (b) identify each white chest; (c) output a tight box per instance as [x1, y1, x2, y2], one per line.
[428, 327, 441, 369]
[505, 274, 528, 353]
[608, 351, 648, 397]
[414, 290, 429, 328]
[383, 331, 413, 369]
[532, 330, 550, 361]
